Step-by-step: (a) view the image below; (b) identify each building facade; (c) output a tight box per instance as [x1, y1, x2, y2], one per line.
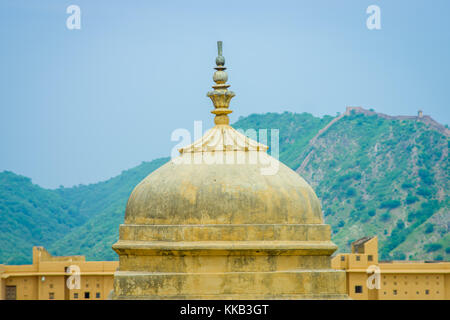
[1, 241, 449, 300]
[0, 247, 117, 300]
[331, 237, 450, 300]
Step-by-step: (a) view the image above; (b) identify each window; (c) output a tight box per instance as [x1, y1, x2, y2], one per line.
[356, 255, 361, 261]
[341, 256, 345, 261]
[5, 286, 17, 300]
[49, 284, 53, 289]
[74, 293, 78, 299]
[97, 283, 100, 288]
[96, 292, 101, 299]
[368, 255, 373, 261]
[85, 292, 90, 299]
[355, 285, 363, 294]
[425, 290, 429, 295]
[393, 290, 397, 295]
[49, 292, 55, 300]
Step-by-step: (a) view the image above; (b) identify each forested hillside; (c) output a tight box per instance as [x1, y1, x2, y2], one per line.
[50, 158, 170, 260]
[0, 109, 448, 264]
[0, 172, 83, 264]
[296, 111, 449, 260]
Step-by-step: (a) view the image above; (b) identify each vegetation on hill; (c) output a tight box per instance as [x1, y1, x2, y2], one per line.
[233, 112, 335, 169]
[0, 172, 83, 264]
[50, 158, 170, 261]
[0, 110, 448, 264]
[296, 111, 449, 260]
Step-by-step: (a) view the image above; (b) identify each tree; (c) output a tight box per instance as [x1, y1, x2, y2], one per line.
[401, 182, 414, 189]
[424, 223, 434, 234]
[425, 243, 442, 252]
[393, 252, 406, 260]
[406, 195, 419, 205]
[346, 187, 356, 197]
[380, 212, 391, 222]
[417, 186, 432, 197]
[380, 200, 401, 209]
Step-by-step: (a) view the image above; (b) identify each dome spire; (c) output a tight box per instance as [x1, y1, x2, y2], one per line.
[207, 41, 235, 125]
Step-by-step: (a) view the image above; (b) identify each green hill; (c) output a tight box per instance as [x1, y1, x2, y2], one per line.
[296, 110, 449, 260]
[0, 172, 83, 264]
[0, 109, 448, 264]
[50, 158, 170, 261]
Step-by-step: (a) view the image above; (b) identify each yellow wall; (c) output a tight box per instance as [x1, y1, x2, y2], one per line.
[378, 273, 446, 300]
[2, 243, 449, 300]
[0, 247, 118, 300]
[332, 237, 450, 300]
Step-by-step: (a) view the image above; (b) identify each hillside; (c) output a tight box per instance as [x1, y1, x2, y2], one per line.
[49, 158, 170, 260]
[297, 109, 449, 260]
[0, 109, 448, 264]
[233, 112, 335, 169]
[0, 172, 83, 264]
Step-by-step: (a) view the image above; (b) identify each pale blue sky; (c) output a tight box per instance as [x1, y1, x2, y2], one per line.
[1, 0, 449, 188]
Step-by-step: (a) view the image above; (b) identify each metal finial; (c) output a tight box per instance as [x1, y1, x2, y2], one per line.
[208, 41, 235, 125]
[217, 41, 223, 56]
[216, 41, 225, 66]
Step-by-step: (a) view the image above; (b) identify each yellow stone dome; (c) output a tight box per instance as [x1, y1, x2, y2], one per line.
[125, 128, 324, 226]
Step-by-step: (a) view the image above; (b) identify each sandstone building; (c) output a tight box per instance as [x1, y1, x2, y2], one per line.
[0, 247, 117, 300]
[2, 242, 449, 300]
[332, 236, 450, 300]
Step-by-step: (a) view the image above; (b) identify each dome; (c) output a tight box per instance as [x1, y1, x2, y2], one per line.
[111, 41, 346, 300]
[125, 131, 324, 226]
[124, 39, 323, 226]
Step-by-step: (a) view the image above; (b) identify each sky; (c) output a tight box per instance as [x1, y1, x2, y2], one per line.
[0, 0, 449, 188]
